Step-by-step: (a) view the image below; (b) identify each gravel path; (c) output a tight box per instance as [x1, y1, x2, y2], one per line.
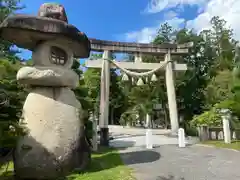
[119, 145, 240, 180]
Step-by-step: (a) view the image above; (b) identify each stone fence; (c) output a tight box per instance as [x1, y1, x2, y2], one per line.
[198, 126, 240, 141]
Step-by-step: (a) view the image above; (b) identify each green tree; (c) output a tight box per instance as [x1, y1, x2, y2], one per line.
[154, 22, 174, 44]
[209, 16, 236, 70]
[204, 70, 234, 108]
[176, 28, 216, 120]
[0, 0, 24, 61]
[109, 69, 126, 124]
[71, 59, 93, 111]
[83, 53, 127, 124]
[82, 67, 101, 114]
[0, 59, 27, 153]
[0, 0, 27, 156]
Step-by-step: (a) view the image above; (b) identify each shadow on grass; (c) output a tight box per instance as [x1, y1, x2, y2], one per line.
[0, 146, 116, 180]
[75, 146, 125, 174]
[80, 145, 161, 173]
[0, 144, 160, 179]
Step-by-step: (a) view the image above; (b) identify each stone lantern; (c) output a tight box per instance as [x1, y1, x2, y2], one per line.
[0, 3, 91, 179]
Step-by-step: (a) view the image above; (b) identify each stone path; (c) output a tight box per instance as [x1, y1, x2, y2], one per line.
[118, 145, 240, 180]
[109, 126, 240, 180]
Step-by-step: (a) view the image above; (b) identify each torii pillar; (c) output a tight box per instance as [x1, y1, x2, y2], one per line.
[165, 50, 179, 134]
[99, 50, 111, 146]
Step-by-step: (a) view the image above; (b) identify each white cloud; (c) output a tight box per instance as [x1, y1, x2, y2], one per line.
[186, 0, 240, 40]
[125, 0, 240, 43]
[125, 27, 157, 43]
[144, 0, 208, 14]
[163, 10, 178, 19]
[124, 17, 185, 43]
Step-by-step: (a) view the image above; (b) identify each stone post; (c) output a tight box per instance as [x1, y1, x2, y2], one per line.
[99, 50, 111, 146]
[165, 50, 179, 134]
[90, 112, 98, 151]
[178, 128, 186, 148]
[145, 113, 151, 128]
[134, 52, 142, 63]
[198, 125, 209, 141]
[220, 109, 231, 144]
[145, 114, 153, 149]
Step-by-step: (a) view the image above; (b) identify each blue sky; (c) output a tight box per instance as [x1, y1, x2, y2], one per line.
[15, 0, 240, 63]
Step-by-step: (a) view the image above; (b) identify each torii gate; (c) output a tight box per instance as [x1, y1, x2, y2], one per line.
[85, 38, 193, 146]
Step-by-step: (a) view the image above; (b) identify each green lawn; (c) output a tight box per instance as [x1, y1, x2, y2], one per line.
[201, 140, 240, 151]
[0, 147, 136, 180]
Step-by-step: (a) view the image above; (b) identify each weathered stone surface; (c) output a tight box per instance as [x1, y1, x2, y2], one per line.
[14, 88, 90, 179]
[17, 66, 79, 88]
[38, 3, 68, 22]
[89, 38, 192, 54]
[16, 40, 79, 88]
[90, 38, 178, 48]
[32, 40, 75, 68]
[0, 3, 90, 58]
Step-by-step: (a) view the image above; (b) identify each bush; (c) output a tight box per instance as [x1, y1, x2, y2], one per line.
[184, 123, 198, 136]
[0, 78, 27, 155]
[190, 108, 222, 127]
[119, 110, 136, 126]
[214, 101, 240, 128]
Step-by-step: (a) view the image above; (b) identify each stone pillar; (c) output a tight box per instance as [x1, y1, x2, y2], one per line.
[178, 128, 186, 148]
[198, 125, 209, 141]
[90, 112, 98, 151]
[134, 52, 142, 63]
[145, 114, 153, 149]
[99, 50, 111, 146]
[146, 114, 151, 128]
[220, 109, 231, 144]
[165, 50, 179, 134]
